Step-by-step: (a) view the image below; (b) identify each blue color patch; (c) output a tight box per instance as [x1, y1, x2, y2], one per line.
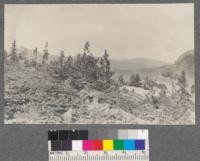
[124, 140, 135, 150]
[135, 140, 145, 150]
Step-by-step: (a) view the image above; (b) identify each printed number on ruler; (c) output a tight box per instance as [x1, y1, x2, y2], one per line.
[48, 129, 149, 161]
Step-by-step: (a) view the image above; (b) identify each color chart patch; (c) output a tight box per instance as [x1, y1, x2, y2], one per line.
[48, 129, 149, 161]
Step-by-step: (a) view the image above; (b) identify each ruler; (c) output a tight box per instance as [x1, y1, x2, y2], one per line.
[48, 129, 149, 161]
[49, 151, 149, 161]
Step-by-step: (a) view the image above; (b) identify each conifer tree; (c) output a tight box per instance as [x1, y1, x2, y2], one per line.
[103, 50, 113, 83]
[59, 50, 65, 67]
[129, 74, 135, 86]
[30, 47, 38, 67]
[62, 55, 74, 78]
[42, 42, 49, 65]
[135, 73, 141, 87]
[33, 47, 38, 63]
[84, 41, 90, 54]
[99, 57, 105, 81]
[177, 70, 190, 100]
[118, 75, 125, 85]
[10, 40, 18, 63]
[56, 50, 65, 79]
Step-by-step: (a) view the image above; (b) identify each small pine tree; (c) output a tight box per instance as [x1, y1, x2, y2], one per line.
[178, 70, 187, 87]
[177, 70, 190, 100]
[73, 54, 83, 79]
[42, 42, 49, 65]
[99, 57, 105, 81]
[10, 40, 18, 63]
[103, 50, 114, 83]
[80, 42, 90, 78]
[56, 50, 65, 79]
[118, 75, 125, 86]
[33, 47, 38, 62]
[59, 50, 65, 67]
[135, 73, 141, 87]
[74, 54, 81, 70]
[62, 55, 74, 79]
[84, 41, 90, 54]
[30, 47, 38, 67]
[144, 77, 150, 89]
[129, 73, 141, 87]
[66, 56, 73, 66]
[86, 54, 99, 82]
[129, 74, 135, 86]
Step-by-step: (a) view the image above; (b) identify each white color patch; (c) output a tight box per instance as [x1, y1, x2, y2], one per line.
[72, 140, 83, 151]
[138, 130, 149, 139]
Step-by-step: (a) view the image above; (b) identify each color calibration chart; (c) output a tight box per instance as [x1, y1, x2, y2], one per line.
[48, 129, 149, 161]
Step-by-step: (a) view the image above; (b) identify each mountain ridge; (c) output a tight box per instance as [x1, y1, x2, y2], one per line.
[111, 57, 170, 71]
[112, 49, 194, 82]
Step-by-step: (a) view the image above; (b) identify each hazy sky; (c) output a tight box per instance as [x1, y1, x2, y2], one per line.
[5, 4, 194, 62]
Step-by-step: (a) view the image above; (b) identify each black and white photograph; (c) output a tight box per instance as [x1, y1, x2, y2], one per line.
[4, 4, 195, 124]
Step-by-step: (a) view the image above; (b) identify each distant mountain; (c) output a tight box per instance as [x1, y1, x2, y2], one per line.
[112, 50, 194, 82]
[111, 58, 169, 71]
[174, 49, 194, 76]
[173, 49, 194, 78]
[135, 50, 194, 79]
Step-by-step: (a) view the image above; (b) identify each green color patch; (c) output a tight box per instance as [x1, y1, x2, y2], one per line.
[114, 140, 124, 150]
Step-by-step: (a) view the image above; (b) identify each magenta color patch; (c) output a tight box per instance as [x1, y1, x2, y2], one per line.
[83, 140, 93, 150]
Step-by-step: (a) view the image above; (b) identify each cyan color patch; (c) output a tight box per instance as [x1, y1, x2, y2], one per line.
[124, 140, 135, 150]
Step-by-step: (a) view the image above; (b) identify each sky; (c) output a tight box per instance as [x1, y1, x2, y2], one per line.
[5, 4, 194, 63]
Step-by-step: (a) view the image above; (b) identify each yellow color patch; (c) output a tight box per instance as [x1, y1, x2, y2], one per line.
[103, 140, 113, 151]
